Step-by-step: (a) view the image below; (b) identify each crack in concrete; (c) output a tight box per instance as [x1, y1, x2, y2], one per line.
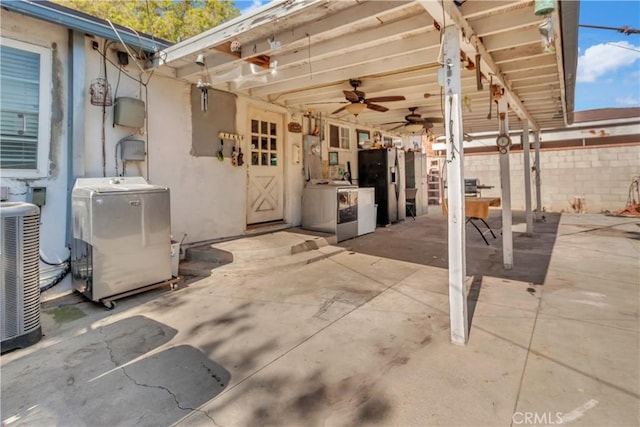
[509, 291, 543, 427]
[133, 413, 145, 426]
[98, 326, 219, 426]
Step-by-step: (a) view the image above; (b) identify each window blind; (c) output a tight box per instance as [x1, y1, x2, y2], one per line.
[0, 45, 40, 170]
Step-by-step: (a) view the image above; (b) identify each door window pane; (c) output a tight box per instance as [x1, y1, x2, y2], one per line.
[250, 115, 279, 167]
[340, 127, 350, 149]
[329, 124, 339, 148]
[329, 124, 350, 150]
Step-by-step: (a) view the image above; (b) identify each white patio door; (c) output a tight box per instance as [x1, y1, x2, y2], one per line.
[246, 108, 284, 225]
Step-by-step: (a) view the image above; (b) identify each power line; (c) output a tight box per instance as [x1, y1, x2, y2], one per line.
[579, 24, 640, 35]
[582, 36, 640, 53]
[603, 42, 640, 53]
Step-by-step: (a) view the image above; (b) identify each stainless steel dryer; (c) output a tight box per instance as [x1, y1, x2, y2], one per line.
[71, 177, 171, 306]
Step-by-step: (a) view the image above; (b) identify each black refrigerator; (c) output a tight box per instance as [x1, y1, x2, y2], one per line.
[357, 148, 406, 225]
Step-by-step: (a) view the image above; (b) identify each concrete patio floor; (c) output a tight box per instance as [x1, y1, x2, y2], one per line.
[1, 212, 638, 426]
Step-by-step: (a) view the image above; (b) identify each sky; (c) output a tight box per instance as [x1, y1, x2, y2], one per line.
[234, 0, 268, 15]
[576, 0, 640, 111]
[233, 0, 640, 112]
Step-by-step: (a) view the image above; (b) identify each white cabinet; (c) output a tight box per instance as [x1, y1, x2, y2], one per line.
[357, 187, 376, 236]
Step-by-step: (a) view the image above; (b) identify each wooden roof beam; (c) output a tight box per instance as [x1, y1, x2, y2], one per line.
[172, 1, 415, 80]
[418, 0, 540, 131]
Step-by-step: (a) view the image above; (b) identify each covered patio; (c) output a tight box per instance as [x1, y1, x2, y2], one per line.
[157, 0, 579, 345]
[1, 211, 637, 426]
[8, 2, 636, 425]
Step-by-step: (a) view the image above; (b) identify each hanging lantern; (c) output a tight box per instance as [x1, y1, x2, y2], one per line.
[534, 0, 555, 16]
[89, 78, 113, 106]
[539, 16, 556, 53]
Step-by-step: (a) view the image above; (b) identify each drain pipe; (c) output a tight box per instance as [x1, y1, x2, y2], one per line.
[66, 30, 86, 247]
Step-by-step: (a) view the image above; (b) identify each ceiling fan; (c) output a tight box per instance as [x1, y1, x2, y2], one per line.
[381, 107, 444, 132]
[309, 79, 406, 116]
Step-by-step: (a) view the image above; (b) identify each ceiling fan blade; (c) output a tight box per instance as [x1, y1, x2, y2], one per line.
[305, 101, 349, 105]
[366, 96, 406, 103]
[366, 103, 388, 113]
[421, 117, 444, 123]
[331, 105, 347, 115]
[389, 124, 404, 131]
[343, 90, 360, 102]
[379, 121, 405, 125]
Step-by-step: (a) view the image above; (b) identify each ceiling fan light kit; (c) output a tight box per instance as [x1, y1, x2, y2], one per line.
[345, 103, 367, 116]
[405, 123, 424, 133]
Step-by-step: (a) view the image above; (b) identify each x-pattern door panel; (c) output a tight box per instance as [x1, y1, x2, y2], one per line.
[247, 109, 284, 224]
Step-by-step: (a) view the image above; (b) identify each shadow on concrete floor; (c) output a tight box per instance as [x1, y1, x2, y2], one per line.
[0, 315, 230, 426]
[338, 209, 561, 285]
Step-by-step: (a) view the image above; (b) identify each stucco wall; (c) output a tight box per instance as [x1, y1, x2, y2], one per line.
[0, 12, 200, 298]
[461, 144, 640, 213]
[82, 37, 153, 179]
[0, 11, 70, 280]
[149, 88, 301, 244]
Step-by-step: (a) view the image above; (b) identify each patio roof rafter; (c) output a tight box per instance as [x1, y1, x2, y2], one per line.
[169, 0, 419, 81]
[238, 31, 442, 93]
[249, 48, 441, 99]
[161, 0, 328, 64]
[157, 0, 577, 135]
[418, 0, 540, 131]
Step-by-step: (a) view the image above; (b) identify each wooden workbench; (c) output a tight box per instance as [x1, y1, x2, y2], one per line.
[464, 197, 501, 219]
[442, 197, 501, 219]
[442, 197, 501, 244]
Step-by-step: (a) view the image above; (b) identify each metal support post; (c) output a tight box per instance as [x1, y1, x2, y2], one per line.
[497, 97, 513, 269]
[534, 131, 542, 219]
[443, 25, 468, 346]
[523, 120, 533, 234]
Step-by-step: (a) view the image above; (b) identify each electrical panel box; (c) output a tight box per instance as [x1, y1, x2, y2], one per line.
[114, 97, 146, 128]
[26, 187, 46, 207]
[120, 139, 146, 161]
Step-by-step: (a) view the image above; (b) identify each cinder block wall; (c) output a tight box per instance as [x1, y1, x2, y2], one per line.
[456, 144, 640, 213]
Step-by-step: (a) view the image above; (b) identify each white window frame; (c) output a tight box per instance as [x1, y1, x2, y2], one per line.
[328, 123, 350, 151]
[1, 37, 52, 178]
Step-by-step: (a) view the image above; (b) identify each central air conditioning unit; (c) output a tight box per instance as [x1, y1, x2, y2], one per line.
[1, 202, 42, 353]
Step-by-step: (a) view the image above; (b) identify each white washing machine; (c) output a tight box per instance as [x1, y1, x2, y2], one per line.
[302, 183, 358, 242]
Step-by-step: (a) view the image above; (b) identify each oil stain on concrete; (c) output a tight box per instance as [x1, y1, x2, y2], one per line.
[49, 306, 86, 324]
